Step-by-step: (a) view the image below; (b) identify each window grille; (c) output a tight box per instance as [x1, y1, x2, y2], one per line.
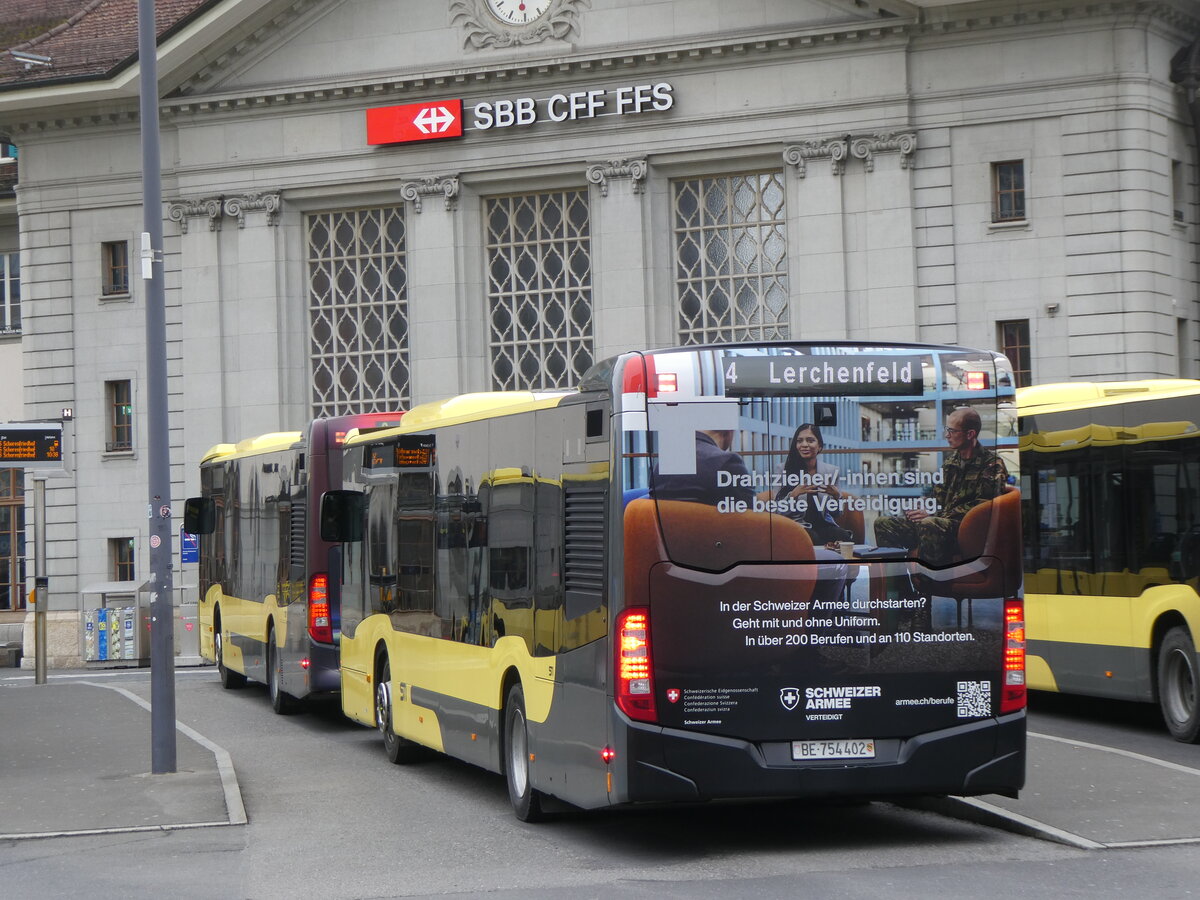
[0, 470, 24, 610]
[998, 319, 1032, 388]
[111, 537, 135, 582]
[106, 380, 133, 452]
[673, 171, 789, 344]
[0, 252, 18, 334]
[102, 241, 130, 295]
[992, 161, 1026, 222]
[485, 190, 594, 390]
[307, 207, 410, 416]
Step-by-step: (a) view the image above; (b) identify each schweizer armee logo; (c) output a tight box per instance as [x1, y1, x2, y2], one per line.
[780, 687, 800, 711]
[666, 688, 680, 703]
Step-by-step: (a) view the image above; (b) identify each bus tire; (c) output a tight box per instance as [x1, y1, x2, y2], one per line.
[377, 658, 421, 764]
[504, 682, 546, 822]
[214, 618, 246, 690]
[267, 626, 298, 715]
[1158, 626, 1200, 743]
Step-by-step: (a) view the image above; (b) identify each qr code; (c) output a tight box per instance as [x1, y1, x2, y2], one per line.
[956, 680, 992, 718]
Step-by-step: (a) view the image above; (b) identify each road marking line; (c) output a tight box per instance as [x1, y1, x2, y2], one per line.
[933, 796, 1106, 850]
[1104, 837, 1200, 848]
[1029, 730, 1200, 778]
[83, 680, 248, 828]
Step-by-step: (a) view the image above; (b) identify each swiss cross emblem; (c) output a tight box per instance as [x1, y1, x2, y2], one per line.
[666, 688, 680, 703]
[780, 687, 800, 711]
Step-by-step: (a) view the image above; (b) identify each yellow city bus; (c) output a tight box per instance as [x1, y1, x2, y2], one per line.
[184, 413, 402, 714]
[1018, 379, 1200, 741]
[322, 343, 1027, 819]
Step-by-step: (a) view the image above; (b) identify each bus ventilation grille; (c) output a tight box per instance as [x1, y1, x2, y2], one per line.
[289, 502, 306, 569]
[563, 482, 607, 613]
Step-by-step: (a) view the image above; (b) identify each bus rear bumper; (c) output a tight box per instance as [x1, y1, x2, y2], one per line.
[621, 712, 1026, 803]
[303, 643, 341, 696]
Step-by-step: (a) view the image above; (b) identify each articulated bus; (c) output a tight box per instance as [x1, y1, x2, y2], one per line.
[322, 342, 1026, 819]
[1018, 379, 1200, 741]
[185, 413, 402, 713]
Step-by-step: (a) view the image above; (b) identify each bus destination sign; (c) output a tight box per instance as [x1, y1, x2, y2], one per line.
[722, 355, 923, 396]
[0, 423, 65, 469]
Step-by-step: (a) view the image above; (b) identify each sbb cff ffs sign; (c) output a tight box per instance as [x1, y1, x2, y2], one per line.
[366, 100, 463, 145]
[0, 423, 64, 470]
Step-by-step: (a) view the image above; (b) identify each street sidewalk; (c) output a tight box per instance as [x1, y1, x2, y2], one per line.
[0, 676, 245, 840]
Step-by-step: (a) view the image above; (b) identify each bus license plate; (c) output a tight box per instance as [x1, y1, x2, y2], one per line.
[792, 739, 876, 761]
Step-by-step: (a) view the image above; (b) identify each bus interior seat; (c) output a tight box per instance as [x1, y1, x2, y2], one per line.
[623, 497, 817, 608]
[948, 486, 1023, 627]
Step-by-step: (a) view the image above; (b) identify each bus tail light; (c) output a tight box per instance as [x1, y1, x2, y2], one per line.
[616, 607, 657, 723]
[1000, 599, 1026, 713]
[309, 573, 333, 644]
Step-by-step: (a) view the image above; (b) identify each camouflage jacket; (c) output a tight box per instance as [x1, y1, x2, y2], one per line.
[934, 444, 1008, 523]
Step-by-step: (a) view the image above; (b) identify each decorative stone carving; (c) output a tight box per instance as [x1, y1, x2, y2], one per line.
[223, 191, 281, 228]
[450, 0, 588, 50]
[785, 132, 917, 176]
[400, 176, 460, 213]
[782, 138, 850, 177]
[166, 196, 224, 233]
[850, 131, 918, 172]
[585, 158, 647, 197]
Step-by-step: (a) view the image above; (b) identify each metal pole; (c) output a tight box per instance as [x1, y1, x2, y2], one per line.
[138, 0, 176, 773]
[33, 476, 46, 685]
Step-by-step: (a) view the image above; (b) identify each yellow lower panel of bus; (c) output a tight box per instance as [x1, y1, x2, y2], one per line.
[1025, 583, 1200, 695]
[340, 615, 555, 745]
[196, 584, 287, 674]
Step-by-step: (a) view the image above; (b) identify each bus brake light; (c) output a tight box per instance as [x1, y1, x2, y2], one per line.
[309, 573, 333, 644]
[616, 608, 657, 723]
[1001, 599, 1026, 713]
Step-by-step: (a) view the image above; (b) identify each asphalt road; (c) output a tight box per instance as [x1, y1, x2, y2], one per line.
[2, 668, 1198, 900]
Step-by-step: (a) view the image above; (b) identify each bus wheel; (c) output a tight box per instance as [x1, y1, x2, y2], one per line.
[214, 624, 246, 690]
[1158, 627, 1200, 743]
[377, 659, 420, 764]
[504, 683, 546, 822]
[267, 628, 297, 715]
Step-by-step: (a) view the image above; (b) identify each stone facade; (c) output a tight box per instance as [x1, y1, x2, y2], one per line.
[0, 0, 1195, 651]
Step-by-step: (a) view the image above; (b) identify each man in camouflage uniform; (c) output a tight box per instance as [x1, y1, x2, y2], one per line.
[874, 407, 1008, 565]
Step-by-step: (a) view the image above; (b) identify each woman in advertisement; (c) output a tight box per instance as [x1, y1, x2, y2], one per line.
[769, 423, 851, 604]
[774, 423, 855, 546]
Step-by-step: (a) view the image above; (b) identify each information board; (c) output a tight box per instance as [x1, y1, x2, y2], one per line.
[0, 423, 64, 470]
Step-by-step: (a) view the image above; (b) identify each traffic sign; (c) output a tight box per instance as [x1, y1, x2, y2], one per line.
[366, 99, 464, 145]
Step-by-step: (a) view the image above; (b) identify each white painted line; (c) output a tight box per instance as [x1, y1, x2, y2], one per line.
[2, 820, 235, 842]
[1104, 837, 1200, 848]
[83, 680, 248, 828]
[942, 796, 1107, 850]
[1028, 730, 1200, 778]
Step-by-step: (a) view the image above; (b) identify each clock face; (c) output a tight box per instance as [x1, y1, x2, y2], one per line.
[486, 0, 552, 25]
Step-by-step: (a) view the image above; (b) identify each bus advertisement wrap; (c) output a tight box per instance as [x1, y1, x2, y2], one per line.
[629, 345, 1019, 743]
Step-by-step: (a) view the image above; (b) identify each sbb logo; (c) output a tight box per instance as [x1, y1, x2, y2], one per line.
[366, 100, 464, 145]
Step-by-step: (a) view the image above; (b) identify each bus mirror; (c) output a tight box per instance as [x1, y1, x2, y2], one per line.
[320, 490, 365, 543]
[183, 497, 216, 535]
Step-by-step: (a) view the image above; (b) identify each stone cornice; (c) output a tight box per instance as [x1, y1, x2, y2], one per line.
[1, 1, 1193, 134]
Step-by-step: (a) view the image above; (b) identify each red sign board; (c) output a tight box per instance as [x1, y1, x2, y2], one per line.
[366, 100, 464, 145]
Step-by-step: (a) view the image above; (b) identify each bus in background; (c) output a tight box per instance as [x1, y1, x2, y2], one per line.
[322, 343, 1025, 820]
[184, 412, 403, 714]
[1018, 379, 1200, 742]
